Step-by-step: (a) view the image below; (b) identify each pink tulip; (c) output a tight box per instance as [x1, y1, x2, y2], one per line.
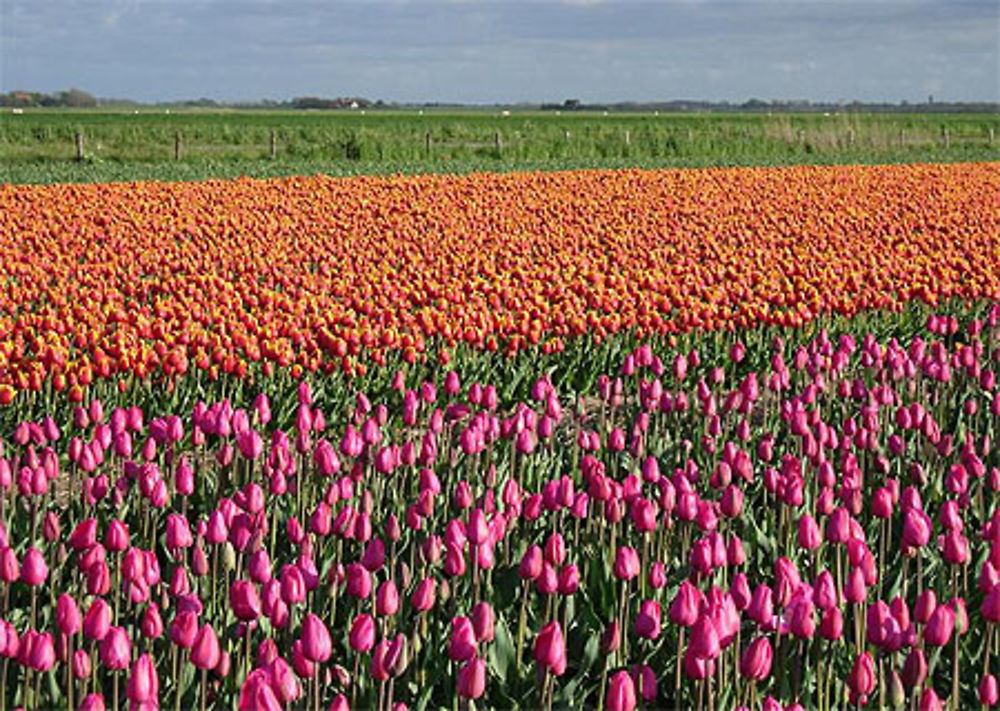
[301, 613, 332, 663]
[606, 670, 637, 711]
[457, 657, 486, 699]
[78, 693, 107, 711]
[613, 546, 640, 581]
[848, 651, 876, 704]
[231, 580, 262, 621]
[56, 593, 82, 636]
[635, 600, 662, 640]
[448, 616, 478, 662]
[472, 602, 495, 642]
[689, 614, 721, 660]
[99, 626, 131, 670]
[349, 614, 375, 653]
[191, 623, 221, 670]
[83, 598, 112, 641]
[534, 621, 566, 676]
[126, 653, 159, 704]
[739, 636, 773, 680]
[21, 547, 47, 586]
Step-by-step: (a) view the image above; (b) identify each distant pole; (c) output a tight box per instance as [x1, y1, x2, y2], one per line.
[494, 131, 502, 157]
[942, 127, 950, 148]
[74, 132, 85, 162]
[175, 131, 183, 160]
[425, 131, 431, 157]
[270, 129, 277, 160]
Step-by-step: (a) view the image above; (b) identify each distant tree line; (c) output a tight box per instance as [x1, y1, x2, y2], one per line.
[1, 88, 102, 108]
[2, 89, 996, 114]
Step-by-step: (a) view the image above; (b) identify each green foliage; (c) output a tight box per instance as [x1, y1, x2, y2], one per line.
[0, 109, 997, 184]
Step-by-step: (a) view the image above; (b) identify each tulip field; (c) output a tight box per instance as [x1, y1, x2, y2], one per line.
[0, 161, 999, 710]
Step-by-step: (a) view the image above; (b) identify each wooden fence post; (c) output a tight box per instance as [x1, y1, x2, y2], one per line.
[74, 132, 85, 162]
[270, 129, 277, 160]
[175, 131, 183, 160]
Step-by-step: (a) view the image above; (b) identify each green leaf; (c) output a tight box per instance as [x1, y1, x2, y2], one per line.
[489, 614, 517, 685]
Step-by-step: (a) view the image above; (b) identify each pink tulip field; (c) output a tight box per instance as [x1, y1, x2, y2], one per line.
[1, 302, 1000, 710]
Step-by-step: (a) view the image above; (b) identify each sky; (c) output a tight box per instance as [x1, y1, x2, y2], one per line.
[1, 0, 997, 104]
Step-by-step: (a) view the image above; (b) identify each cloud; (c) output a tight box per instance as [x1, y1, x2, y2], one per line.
[1, 0, 996, 102]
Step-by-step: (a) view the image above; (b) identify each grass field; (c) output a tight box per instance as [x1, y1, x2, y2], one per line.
[1, 108, 998, 183]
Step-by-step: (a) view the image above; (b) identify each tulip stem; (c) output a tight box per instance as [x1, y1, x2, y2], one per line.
[675, 626, 685, 704]
[200, 667, 208, 711]
[516, 582, 529, 675]
[172, 646, 181, 711]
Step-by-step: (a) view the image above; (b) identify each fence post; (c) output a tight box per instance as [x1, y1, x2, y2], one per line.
[175, 131, 183, 160]
[74, 132, 85, 162]
[495, 131, 502, 157]
[942, 128, 950, 148]
[425, 131, 431, 157]
[270, 129, 277, 160]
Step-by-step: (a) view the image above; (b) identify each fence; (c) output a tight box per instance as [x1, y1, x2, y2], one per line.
[16, 123, 985, 165]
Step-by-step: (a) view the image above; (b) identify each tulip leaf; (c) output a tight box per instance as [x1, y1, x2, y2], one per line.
[488, 614, 516, 684]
